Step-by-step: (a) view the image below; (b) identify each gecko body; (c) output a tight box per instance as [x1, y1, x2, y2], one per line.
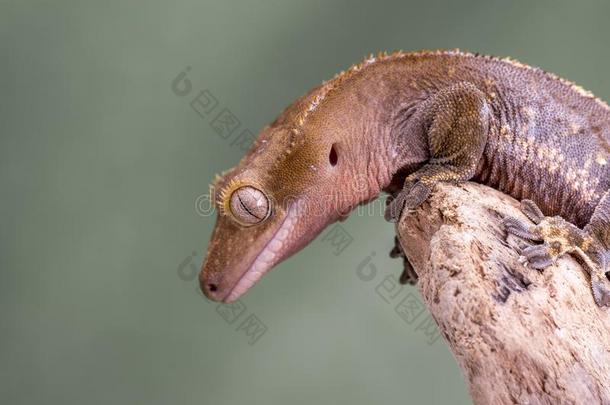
[200, 50, 610, 306]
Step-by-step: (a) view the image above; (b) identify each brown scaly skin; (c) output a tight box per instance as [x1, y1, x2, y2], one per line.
[200, 49, 610, 307]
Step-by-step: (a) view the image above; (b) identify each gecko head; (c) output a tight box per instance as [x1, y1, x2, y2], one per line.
[199, 95, 369, 302]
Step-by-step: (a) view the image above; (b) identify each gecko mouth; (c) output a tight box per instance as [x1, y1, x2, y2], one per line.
[223, 204, 299, 302]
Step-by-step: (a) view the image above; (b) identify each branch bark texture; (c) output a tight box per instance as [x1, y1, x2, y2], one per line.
[397, 182, 610, 404]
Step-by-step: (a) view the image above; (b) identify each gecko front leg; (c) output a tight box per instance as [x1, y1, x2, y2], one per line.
[385, 82, 491, 222]
[504, 198, 610, 307]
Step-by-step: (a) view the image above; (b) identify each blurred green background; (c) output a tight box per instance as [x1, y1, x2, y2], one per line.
[2, 1, 610, 404]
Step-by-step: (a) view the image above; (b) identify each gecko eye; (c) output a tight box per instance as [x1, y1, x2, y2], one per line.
[229, 186, 270, 226]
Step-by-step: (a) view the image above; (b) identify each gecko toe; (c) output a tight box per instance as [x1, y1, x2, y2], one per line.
[502, 216, 542, 241]
[591, 273, 610, 307]
[388, 236, 418, 285]
[389, 236, 404, 258]
[399, 259, 418, 285]
[385, 182, 432, 223]
[403, 182, 431, 211]
[520, 244, 554, 270]
[520, 199, 545, 224]
[384, 194, 406, 222]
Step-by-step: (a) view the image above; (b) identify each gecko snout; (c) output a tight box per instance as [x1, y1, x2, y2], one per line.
[199, 271, 224, 301]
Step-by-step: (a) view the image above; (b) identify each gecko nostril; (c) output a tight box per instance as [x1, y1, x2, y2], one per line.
[208, 283, 218, 292]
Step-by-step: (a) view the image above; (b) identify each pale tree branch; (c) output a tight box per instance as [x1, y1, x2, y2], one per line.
[396, 182, 610, 405]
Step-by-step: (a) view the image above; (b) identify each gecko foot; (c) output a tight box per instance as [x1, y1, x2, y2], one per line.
[389, 236, 418, 284]
[384, 181, 431, 223]
[503, 199, 610, 307]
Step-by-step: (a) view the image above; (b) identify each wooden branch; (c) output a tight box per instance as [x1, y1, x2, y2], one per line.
[396, 182, 610, 405]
